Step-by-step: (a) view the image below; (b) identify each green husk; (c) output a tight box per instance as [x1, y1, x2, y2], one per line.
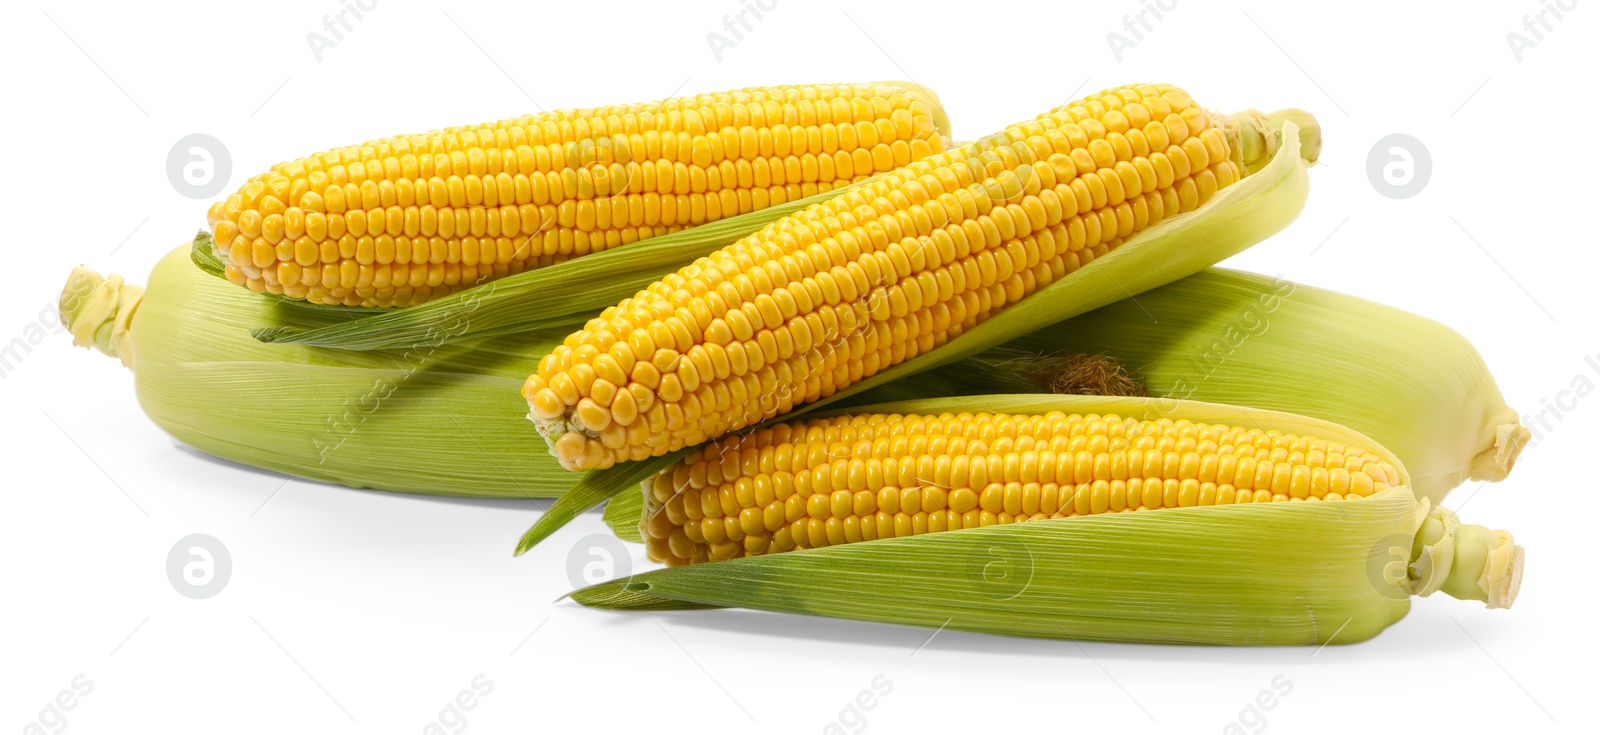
[965, 268, 1528, 505]
[603, 486, 648, 542]
[62, 246, 577, 498]
[570, 395, 1524, 645]
[516, 451, 680, 549]
[246, 183, 874, 349]
[577, 491, 1417, 643]
[515, 118, 1315, 555]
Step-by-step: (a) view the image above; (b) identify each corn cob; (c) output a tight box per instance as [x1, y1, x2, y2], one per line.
[61, 246, 578, 497]
[525, 83, 1319, 471]
[206, 82, 948, 307]
[640, 407, 1402, 564]
[576, 395, 1523, 645]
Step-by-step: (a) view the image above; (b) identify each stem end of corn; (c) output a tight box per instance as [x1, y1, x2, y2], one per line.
[1460, 523, 1524, 610]
[1260, 108, 1321, 163]
[1420, 505, 1524, 609]
[1227, 108, 1322, 173]
[1469, 423, 1532, 483]
[60, 266, 142, 368]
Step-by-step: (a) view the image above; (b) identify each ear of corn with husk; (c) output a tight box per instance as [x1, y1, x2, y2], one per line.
[513, 86, 1318, 554]
[61, 246, 580, 498]
[572, 394, 1522, 646]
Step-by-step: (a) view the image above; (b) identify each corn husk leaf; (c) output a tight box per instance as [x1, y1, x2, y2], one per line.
[572, 394, 1418, 645]
[516, 451, 681, 552]
[603, 487, 647, 543]
[515, 121, 1313, 554]
[575, 491, 1419, 644]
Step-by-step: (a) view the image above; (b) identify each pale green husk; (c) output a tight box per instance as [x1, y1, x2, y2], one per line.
[976, 268, 1528, 505]
[582, 493, 1420, 644]
[516, 120, 1315, 555]
[63, 246, 577, 498]
[570, 395, 1524, 645]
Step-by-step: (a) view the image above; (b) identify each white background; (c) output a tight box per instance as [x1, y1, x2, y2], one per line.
[3, 0, 1595, 732]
